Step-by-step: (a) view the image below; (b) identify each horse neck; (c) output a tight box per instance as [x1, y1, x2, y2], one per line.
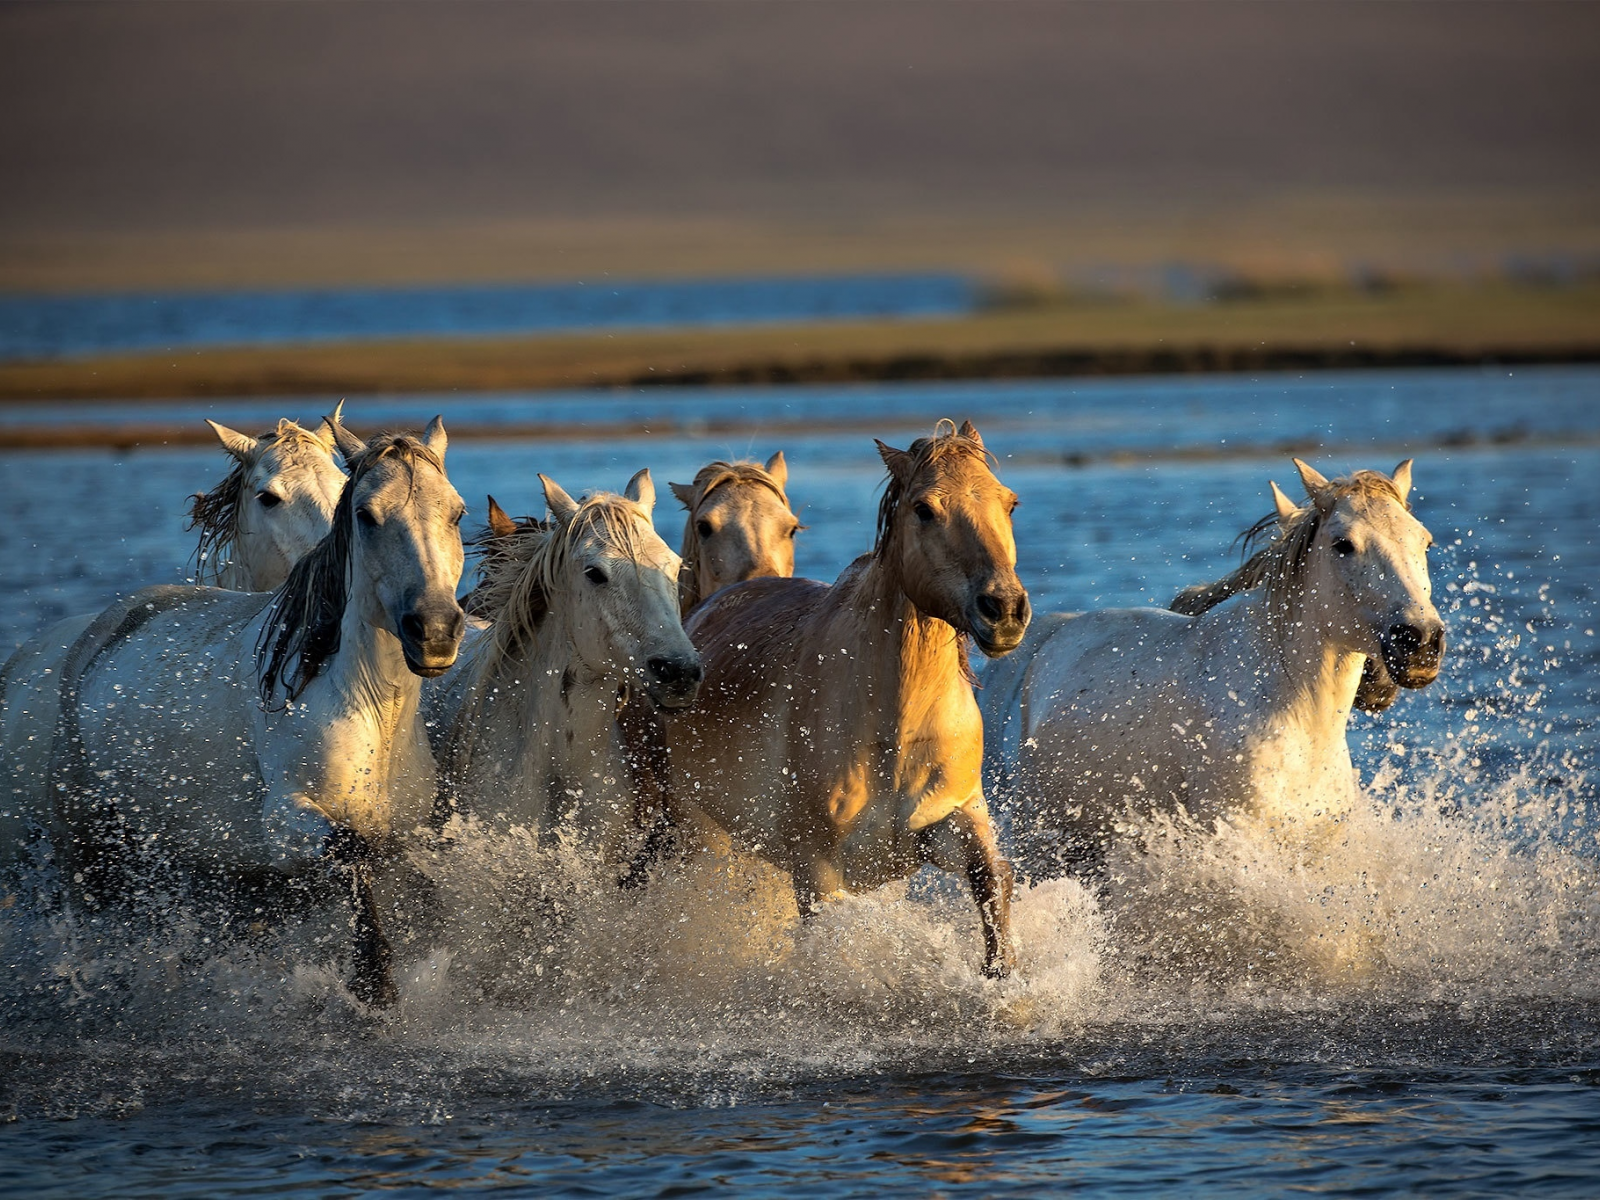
[839, 554, 967, 723]
[1237, 576, 1365, 735]
[320, 570, 421, 732]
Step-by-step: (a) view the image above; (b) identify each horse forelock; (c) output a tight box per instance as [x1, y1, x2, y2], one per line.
[872, 424, 995, 560]
[1172, 470, 1409, 617]
[186, 420, 334, 583]
[471, 493, 653, 661]
[254, 432, 442, 705]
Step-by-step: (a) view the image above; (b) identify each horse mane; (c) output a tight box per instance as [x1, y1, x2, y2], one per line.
[1171, 470, 1408, 616]
[873, 418, 995, 560]
[186, 419, 330, 584]
[676, 459, 792, 613]
[466, 491, 649, 663]
[255, 432, 444, 706]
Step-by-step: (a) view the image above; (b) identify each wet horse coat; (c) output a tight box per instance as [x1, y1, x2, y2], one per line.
[666, 421, 1030, 976]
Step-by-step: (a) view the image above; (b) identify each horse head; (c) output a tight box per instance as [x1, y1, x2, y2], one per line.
[669, 451, 801, 613]
[1281, 457, 1444, 689]
[193, 415, 346, 590]
[875, 419, 1030, 657]
[541, 470, 704, 709]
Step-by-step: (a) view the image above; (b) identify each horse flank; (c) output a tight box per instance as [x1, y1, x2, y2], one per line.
[255, 433, 444, 705]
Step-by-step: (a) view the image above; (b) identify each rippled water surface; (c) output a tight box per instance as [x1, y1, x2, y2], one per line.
[2, 367, 1597, 1196]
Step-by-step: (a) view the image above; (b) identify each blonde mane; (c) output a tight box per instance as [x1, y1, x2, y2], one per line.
[676, 459, 792, 613]
[255, 433, 444, 706]
[186, 419, 331, 584]
[467, 492, 650, 663]
[1171, 470, 1409, 616]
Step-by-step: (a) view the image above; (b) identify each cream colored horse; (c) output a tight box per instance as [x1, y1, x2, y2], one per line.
[1, 415, 345, 866]
[666, 420, 1030, 977]
[983, 459, 1444, 878]
[28, 418, 465, 1007]
[429, 471, 702, 853]
[188, 415, 347, 591]
[670, 452, 800, 615]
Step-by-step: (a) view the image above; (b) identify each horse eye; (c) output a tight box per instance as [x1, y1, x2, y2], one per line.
[452, 508, 466, 527]
[256, 491, 282, 509]
[584, 565, 608, 586]
[787, 525, 799, 539]
[696, 519, 714, 539]
[913, 501, 936, 522]
[1332, 537, 1356, 556]
[356, 507, 377, 527]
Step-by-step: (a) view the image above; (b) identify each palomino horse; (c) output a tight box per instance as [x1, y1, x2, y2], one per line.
[666, 420, 1030, 977]
[428, 470, 702, 852]
[31, 417, 465, 1006]
[188, 415, 347, 591]
[670, 452, 800, 615]
[982, 458, 1444, 879]
[1, 415, 345, 866]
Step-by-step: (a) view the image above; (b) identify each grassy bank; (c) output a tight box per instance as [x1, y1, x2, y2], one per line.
[2, 281, 1597, 405]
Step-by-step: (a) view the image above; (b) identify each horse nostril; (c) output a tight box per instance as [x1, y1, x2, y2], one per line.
[1388, 623, 1423, 654]
[1426, 627, 1445, 655]
[975, 593, 1004, 622]
[400, 613, 426, 643]
[647, 656, 701, 689]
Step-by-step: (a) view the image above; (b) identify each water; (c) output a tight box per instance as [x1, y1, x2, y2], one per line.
[0, 273, 974, 362]
[2, 367, 1597, 1196]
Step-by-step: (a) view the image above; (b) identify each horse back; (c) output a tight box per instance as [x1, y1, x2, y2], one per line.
[977, 610, 1081, 797]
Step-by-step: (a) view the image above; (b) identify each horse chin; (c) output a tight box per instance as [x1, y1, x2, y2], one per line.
[644, 683, 700, 711]
[972, 627, 1026, 659]
[403, 649, 458, 678]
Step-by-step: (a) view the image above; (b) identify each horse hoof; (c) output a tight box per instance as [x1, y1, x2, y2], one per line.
[982, 955, 1016, 981]
[349, 971, 399, 1010]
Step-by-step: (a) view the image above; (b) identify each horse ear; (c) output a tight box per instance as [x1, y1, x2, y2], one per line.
[1391, 458, 1414, 504]
[205, 419, 258, 462]
[323, 408, 366, 462]
[624, 468, 656, 515]
[763, 450, 788, 490]
[316, 401, 343, 452]
[1269, 480, 1299, 527]
[485, 495, 517, 540]
[669, 481, 695, 509]
[421, 415, 448, 461]
[876, 439, 914, 481]
[1292, 457, 1330, 500]
[540, 474, 580, 522]
[958, 419, 984, 448]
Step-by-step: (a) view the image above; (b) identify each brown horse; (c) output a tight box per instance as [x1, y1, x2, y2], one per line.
[665, 420, 1030, 977]
[669, 452, 800, 616]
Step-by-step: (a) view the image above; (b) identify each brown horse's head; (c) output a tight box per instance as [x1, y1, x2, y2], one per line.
[874, 419, 1030, 657]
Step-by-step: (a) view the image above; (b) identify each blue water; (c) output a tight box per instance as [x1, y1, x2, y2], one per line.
[1, 367, 1598, 1196]
[0, 273, 974, 362]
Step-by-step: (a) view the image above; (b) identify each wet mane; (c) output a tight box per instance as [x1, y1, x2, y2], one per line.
[186, 420, 330, 584]
[873, 418, 995, 559]
[255, 433, 444, 706]
[1171, 470, 1408, 616]
[467, 492, 649, 663]
[676, 459, 792, 613]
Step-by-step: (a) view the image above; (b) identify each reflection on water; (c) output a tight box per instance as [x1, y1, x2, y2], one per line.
[0, 367, 1597, 1196]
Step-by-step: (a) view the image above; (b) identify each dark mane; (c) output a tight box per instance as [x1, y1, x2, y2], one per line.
[255, 433, 444, 706]
[873, 418, 994, 560]
[1170, 470, 1409, 616]
[186, 420, 329, 584]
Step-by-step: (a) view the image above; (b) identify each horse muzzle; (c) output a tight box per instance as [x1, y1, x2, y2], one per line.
[968, 587, 1031, 659]
[1380, 620, 1445, 688]
[399, 604, 466, 678]
[644, 653, 704, 709]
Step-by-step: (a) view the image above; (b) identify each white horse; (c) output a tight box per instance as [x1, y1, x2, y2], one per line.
[30, 417, 465, 1006]
[429, 471, 702, 855]
[1, 415, 345, 865]
[983, 459, 1444, 878]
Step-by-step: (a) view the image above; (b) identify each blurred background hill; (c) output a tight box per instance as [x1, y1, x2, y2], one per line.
[3, 0, 1597, 292]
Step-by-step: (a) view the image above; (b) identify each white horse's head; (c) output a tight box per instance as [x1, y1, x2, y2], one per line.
[533, 471, 704, 708]
[191, 416, 346, 591]
[1276, 458, 1445, 689]
[670, 451, 801, 614]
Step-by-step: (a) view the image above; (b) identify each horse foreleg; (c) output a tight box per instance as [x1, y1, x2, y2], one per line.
[327, 829, 398, 1009]
[615, 692, 675, 889]
[792, 856, 844, 920]
[927, 803, 1016, 980]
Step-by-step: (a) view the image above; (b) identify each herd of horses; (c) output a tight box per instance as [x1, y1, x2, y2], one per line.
[0, 410, 1445, 1007]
